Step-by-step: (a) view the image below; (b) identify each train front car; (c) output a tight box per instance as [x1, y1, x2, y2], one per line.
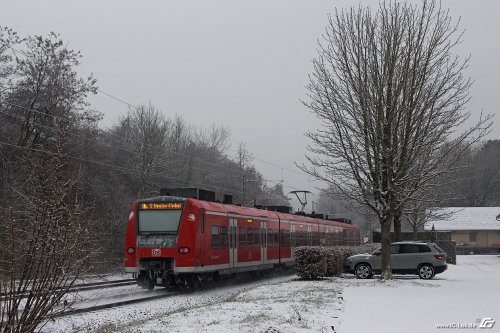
[128, 196, 197, 289]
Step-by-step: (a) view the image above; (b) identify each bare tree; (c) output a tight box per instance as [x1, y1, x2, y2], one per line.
[4, 32, 97, 148]
[0, 27, 19, 93]
[116, 103, 170, 197]
[448, 140, 500, 206]
[301, 0, 491, 279]
[0, 123, 97, 332]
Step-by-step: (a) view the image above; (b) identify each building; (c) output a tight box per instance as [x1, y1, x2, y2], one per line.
[424, 207, 500, 253]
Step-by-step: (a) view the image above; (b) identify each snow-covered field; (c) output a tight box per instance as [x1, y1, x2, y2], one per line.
[44, 255, 500, 333]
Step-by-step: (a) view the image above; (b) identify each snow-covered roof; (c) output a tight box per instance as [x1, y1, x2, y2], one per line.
[424, 207, 500, 231]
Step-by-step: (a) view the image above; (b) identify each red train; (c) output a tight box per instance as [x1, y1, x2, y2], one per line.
[124, 194, 360, 289]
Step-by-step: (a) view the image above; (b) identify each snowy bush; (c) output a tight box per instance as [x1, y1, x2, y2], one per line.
[294, 247, 328, 280]
[294, 244, 380, 280]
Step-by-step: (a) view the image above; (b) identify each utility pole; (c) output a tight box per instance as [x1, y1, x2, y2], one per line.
[243, 179, 254, 206]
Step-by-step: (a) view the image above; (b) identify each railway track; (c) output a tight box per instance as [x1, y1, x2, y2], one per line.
[57, 288, 183, 317]
[56, 269, 295, 318]
[0, 278, 137, 300]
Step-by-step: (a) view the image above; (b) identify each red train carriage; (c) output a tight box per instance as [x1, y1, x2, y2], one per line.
[124, 195, 360, 289]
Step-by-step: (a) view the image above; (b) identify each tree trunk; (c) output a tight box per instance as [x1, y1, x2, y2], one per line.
[412, 225, 419, 241]
[393, 214, 402, 242]
[380, 214, 393, 280]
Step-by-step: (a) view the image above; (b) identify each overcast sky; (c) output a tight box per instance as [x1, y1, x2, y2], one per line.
[1, 0, 499, 211]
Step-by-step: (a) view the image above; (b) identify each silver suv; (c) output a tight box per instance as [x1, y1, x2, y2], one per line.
[344, 242, 448, 279]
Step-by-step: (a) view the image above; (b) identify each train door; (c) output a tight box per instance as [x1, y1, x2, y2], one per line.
[290, 223, 296, 258]
[229, 218, 237, 268]
[307, 225, 312, 245]
[261, 221, 267, 264]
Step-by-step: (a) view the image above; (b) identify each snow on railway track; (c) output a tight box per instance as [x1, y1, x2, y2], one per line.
[59, 288, 182, 317]
[0, 279, 137, 301]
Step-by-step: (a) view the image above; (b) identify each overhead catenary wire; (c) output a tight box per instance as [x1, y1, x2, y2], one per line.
[2, 100, 247, 178]
[0, 108, 243, 182]
[1, 100, 306, 193]
[0, 140, 247, 196]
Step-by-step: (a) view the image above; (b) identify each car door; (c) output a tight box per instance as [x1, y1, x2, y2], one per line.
[371, 244, 399, 271]
[397, 244, 423, 271]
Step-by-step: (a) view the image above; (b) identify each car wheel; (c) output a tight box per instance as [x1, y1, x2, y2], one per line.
[418, 264, 434, 280]
[355, 263, 372, 279]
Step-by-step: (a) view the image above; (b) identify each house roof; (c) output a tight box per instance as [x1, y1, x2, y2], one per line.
[424, 207, 500, 231]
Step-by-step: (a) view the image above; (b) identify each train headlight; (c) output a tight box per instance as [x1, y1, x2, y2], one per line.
[178, 247, 190, 254]
[127, 247, 135, 254]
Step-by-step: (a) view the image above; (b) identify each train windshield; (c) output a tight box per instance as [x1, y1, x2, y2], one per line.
[138, 203, 183, 233]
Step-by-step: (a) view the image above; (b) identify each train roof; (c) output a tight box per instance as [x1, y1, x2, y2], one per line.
[138, 196, 358, 229]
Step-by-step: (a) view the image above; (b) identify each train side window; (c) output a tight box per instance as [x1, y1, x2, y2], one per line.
[247, 228, 253, 247]
[254, 228, 260, 246]
[220, 226, 228, 248]
[211, 225, 219, 249]
[230, 225, 235, 249]
[274, 229, 279, 247]
[239, 227, 245, 247]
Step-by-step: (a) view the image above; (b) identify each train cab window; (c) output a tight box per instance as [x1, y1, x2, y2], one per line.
[211, 225, 219, 249]
[247, 228, 253, 247]
[254, 228, 260, 246]
[239, 227, 245, 247]
[220, 226, 228, 248]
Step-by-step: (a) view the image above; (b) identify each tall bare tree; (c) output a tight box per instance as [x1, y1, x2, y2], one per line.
[301, 0, 491, 279]
[3, 32, 98, 149]
[0, 122, 97, 332]
[116, 104, 170, 197]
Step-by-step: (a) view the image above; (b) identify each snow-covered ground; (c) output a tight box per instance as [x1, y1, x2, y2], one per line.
[340, 255, 500, 333]
[44, 255, 500, 332]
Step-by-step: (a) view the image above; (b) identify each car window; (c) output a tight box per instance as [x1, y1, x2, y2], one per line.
[390, 245, 399, 254]
[418, 245, 431, 253]
[398, 244, 420, 253]
[432, 244, 445, 253]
